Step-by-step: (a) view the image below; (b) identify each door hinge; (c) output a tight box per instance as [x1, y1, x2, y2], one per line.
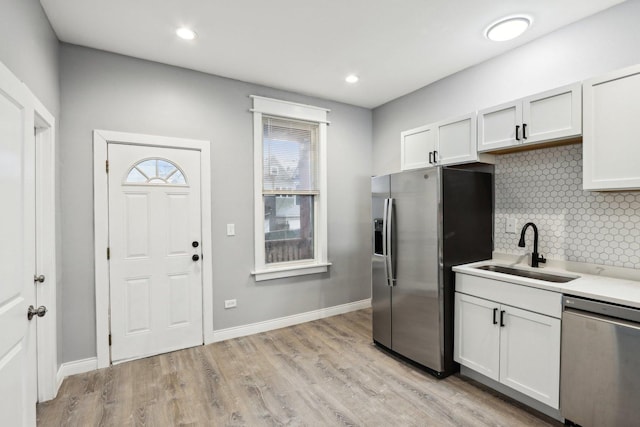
[106, 160, 109, 173]
[109, 334, 112, 346]
[107, 247, 110, 260]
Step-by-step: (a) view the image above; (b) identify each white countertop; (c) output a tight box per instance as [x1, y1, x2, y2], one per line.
[453, 257, 640, 309]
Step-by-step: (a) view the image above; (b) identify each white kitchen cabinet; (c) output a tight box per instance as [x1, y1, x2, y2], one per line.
[454, 293, 500, 380]
[498, 304, 560, 408]
[400, 124, 435, 170]
[583, 64, 640, 190]
[435, 113, 478, 165]
[478, 83, 582, 152]
[454, 274, 561, 409]
[401, 113, 479, 170]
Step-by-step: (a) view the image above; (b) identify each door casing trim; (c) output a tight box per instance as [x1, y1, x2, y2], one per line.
[34, 95, 58, 402]
[93, 130, 213, 369]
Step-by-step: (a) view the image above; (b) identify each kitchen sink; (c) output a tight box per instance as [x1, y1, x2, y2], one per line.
[475, 264, 578, 283]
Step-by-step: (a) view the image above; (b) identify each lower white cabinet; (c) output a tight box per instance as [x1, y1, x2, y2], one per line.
[454, 280, 561, 409]
[454, 293, 500, 379]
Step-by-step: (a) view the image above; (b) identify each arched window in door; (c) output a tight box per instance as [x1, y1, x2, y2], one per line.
[124, 158, 187, 185]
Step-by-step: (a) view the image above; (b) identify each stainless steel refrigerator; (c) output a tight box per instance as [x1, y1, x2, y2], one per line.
[372, 166, 493, 377]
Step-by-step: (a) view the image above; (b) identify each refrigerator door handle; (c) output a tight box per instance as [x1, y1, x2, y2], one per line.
[387, 198, 396, 286]
[382, 198, 390, 286]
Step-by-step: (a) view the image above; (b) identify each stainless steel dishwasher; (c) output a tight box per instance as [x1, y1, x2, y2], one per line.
[561, 295, 640, 426]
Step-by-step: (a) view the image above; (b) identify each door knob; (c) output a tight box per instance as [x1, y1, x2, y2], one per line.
[34, 274, 45, 283]
[192, 241, 199, 248]
[27, 305, 47, 320]
[192, 254, 200, 261]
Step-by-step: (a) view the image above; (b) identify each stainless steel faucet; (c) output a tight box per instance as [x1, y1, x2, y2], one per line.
[518, 222, 546, 268]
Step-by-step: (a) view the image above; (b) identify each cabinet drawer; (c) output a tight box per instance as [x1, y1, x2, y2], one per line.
[455, 273, 561, 318]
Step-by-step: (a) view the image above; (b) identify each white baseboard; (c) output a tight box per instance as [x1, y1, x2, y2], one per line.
[56, 357, 99, 390]
[209, 298, 371, 343]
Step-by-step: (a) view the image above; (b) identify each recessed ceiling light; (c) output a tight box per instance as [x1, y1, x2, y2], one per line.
[485, 16, 531, 42]
[176, 27, 197, 40]
[345, 74, 359, 84]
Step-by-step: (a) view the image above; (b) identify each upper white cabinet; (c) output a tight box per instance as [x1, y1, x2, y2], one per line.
[478, 83, 582, 152]
[400, 124, 435, 170]
[583, 64, 640, 190]
[436, 113, 478, 166]
[400, 113, 478, 170]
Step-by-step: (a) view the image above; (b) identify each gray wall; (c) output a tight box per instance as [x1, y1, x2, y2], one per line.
[373, 0, 640, 176]
[0, 0, 59, 115]
[59, 44, 372, 362]
[0, 0, 62, 367]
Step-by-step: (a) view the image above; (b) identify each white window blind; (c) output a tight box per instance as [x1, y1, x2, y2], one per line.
[262, 116, 318, 195]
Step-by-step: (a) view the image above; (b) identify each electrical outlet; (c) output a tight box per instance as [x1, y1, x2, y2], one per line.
[506, 217, 517, 234]
[226, 223, 235, 236]
[224, 299, 237, 309]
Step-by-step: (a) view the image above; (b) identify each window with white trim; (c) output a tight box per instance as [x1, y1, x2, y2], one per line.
[251, 96, 330, 281]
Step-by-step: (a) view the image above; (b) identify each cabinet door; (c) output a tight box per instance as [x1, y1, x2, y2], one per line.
[522, 83, 581, 145]
[454, 293, 500, 381]
[583, 65, 640, 190]
[477, 100, 521, 152]
[436, 113, 477, 166]
[400, 124, 436, 170]
[499, 305, 560, 409]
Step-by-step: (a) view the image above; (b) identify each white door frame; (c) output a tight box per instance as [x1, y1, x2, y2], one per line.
[33, 95, 58, 402]
[93, 130, 213, 369]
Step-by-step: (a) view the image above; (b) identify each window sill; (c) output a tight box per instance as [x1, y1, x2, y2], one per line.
[251, 262, 332, 282]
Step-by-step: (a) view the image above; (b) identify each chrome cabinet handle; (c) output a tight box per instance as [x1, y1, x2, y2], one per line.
[34, 274, 45, 283]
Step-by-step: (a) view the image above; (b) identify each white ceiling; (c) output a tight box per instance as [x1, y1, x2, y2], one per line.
[40, 0, 624, 108]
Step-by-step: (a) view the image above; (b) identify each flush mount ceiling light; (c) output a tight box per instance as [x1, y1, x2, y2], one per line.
[176, 27, 197, 40]
[345, 74, 359, 84]
[485, 16, 531, 42]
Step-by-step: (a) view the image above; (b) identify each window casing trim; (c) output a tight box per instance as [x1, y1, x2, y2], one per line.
[251, 96, 329, 281]
[250, 95, 331, 124]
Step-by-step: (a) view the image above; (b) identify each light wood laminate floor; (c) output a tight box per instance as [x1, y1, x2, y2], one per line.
[37, 309, 561, 426]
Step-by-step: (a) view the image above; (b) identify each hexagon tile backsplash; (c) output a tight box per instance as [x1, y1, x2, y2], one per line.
[494, 144, 640, 269]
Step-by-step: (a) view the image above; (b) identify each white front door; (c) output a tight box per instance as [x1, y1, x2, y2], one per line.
[0, 64, 37, 425]
[108, 143, 203, 363]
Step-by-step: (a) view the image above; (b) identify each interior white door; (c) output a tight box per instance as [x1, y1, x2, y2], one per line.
[108, 143, 203, 363]
[0, 63, 37, 425]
